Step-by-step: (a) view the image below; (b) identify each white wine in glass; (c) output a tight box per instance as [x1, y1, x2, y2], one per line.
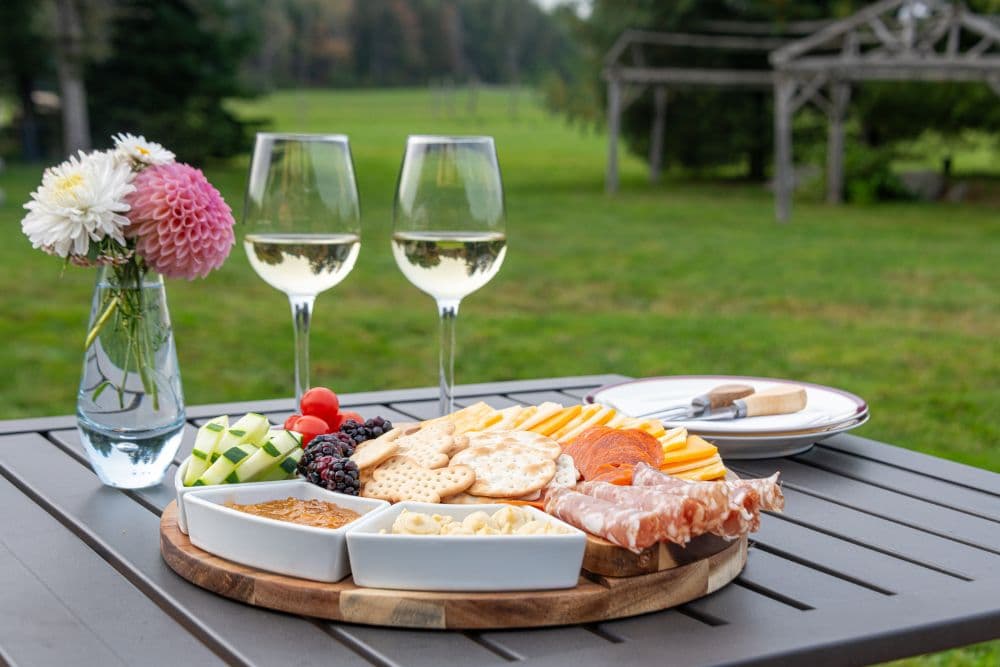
[243, 134, 361, 405]
[392, 136, 506, 416]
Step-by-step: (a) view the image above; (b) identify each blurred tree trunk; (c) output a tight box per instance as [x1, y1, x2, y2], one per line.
[54, 0, 91, 153]
[16, 74, 42, 161]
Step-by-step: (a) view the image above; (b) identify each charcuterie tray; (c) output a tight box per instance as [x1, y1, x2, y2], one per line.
[160, 501, 747, 629]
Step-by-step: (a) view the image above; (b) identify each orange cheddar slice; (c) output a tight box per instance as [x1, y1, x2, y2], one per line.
[673, 460, 728, 481]
[551, 403, 600, 440]
[556, 405, 616, 442]
[517, 402, 564, 431]
[530, 404, 583, 436]
[659, 435, 718, 468]
[660, 454, 722, 475]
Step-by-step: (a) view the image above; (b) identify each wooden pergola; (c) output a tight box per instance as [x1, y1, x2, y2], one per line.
[771, 0, 1000, 221]
[603, 1, 1000, 222]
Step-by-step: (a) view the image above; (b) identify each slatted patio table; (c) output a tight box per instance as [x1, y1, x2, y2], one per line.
[1, 374, 997, 667]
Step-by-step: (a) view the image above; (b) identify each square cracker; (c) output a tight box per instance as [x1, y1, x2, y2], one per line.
[361, 456, 474, 503]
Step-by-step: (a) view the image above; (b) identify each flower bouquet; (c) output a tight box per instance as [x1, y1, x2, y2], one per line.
[21, 134, 235, 487]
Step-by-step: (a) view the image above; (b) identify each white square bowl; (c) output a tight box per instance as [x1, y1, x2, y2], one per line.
[183, 480, 389, 582]
[345, 502, 586, 591]
[173, 456, 299, 535]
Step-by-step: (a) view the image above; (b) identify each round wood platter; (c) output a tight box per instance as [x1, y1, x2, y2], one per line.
[160, 501, 747, 630]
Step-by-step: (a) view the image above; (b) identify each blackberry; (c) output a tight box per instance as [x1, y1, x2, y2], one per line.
[340, 416, 393, 445]
[297, 433, 355, 477]
[319, 458, 361, 495]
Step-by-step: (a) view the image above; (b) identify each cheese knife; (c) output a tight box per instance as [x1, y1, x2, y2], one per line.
[638, 383, 755, 420]
[686, 385, 807, 421]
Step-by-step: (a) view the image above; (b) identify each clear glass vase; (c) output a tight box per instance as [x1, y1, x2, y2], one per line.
[76, 264, 185, 488]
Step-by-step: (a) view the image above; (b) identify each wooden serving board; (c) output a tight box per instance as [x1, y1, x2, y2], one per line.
[160, 502, 746, 630]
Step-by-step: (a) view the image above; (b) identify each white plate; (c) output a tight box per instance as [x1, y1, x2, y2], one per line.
[699, 413, 870, 459]
[345, 502, 586, 591]
[184, 481, 389, 582]
[174, 456, 298, 535]
[587, 375, 867, 434]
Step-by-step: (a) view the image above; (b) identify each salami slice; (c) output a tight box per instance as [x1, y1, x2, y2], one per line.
[630, 462, 731, 531]
[726, 473, 784, 512]
[716, 486, 761, 537]
[576, 481, 707, 545]
[544, 487, 667, 553]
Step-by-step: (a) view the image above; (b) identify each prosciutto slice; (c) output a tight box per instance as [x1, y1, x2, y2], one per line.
[726, 474, 784, 512]
[545, 487, 671, 552]
[575, 481, 707, 545]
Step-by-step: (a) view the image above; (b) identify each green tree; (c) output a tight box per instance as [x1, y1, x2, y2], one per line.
[86, 0, 258, 162]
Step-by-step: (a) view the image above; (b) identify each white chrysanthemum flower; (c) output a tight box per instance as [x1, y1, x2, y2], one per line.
[21, 150, 137, 258]
[112, 132, 175, 167]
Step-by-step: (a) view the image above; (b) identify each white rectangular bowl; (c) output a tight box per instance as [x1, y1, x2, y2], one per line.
[183, 480, 389, 583]
[174, 456, 300, 535]
[345, 502, 586, 591]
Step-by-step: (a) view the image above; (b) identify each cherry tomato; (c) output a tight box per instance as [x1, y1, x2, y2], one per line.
[300, 387, 340, 427]
[283, 413, 302, 430]
[339, 410, 364, 426]
[288, 414, 330, 446]
[326, 412, 346, 432]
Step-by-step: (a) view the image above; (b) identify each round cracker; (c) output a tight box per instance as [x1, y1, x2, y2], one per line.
[464, 430, 562, 460]
[451, 444, 556, 497]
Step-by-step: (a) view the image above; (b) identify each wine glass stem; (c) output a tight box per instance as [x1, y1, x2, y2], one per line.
[437, 299, 460, 416]
[289, 294, 316, 407]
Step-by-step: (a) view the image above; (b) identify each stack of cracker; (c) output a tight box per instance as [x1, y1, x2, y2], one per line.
[350, 421, 579, 504]
[432, 401, 728, 482]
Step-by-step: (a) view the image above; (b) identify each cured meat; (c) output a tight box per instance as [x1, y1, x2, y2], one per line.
[590, 462, 634, 485]
[545, 487, 670, 552]
[562, 427, 663, 481]
[726, 474, 784, 512]
[575, 481, 707, 545]
[716, 486, 761, 537]
[631, 462, 731, 530]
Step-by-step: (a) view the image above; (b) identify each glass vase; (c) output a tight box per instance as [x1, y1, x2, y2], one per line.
[76, 264, 185, 488]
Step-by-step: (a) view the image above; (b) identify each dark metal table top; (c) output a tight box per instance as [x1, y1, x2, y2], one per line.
[1, 374, 997, 667]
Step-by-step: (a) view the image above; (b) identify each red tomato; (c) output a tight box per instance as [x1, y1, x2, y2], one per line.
[289, 414, 330, 446]
[283, 413, 302, 430]
[326, 413, 346, 431]
[300, 387, 340, 427]
[339, 410, 364, 426]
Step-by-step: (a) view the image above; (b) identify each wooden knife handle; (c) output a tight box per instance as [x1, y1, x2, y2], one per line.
[705, 384, 755, 409]
[741, 385, 807, 417]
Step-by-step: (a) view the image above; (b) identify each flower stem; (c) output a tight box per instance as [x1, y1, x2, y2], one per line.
[84, 295, 121, 350]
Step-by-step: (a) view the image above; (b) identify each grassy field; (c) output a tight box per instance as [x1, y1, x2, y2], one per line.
[1, 87, 997, 662]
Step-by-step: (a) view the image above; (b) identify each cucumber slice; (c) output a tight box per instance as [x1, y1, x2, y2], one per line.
[257, 447, 304, 482]
[194, 443, 258, 486]
[183, 415, 228, 486]
[234, 430, 302, 483]
[208, 412, 271, 464]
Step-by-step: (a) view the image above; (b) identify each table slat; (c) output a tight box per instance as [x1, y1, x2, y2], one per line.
[319, 625, 507, 667]
[0, 433, 375, 667]
[729, 474, 1000, 580]
[795, 446, 1000, 522]
[748, 515, 960, 593]
[737, 548, 885, 609]
[736, 457, 1000, 553]
[0, 476, 224, 666]
[821, 434, 1000, 496]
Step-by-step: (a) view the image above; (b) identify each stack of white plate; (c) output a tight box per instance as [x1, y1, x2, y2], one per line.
[587, 375, 868, 459]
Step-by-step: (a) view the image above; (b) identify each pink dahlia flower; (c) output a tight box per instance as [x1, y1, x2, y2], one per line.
[125, 162, 235, 280]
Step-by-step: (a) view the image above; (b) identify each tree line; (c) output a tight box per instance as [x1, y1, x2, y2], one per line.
[0, 0, 579, 163]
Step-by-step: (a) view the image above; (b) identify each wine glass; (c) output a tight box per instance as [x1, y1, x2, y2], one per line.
[392, 136, 507, 416]
[243, 133, 361, 406]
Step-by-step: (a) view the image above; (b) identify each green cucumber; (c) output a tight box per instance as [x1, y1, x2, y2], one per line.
[209, 412, 271, 463]
[195, 443, 258, 486]
[183, 415, 228, 486]
[257, 447, 304, 481]
[234, 430, 302, 483]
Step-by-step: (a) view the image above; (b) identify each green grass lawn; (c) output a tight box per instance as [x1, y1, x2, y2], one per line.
[1, 86, 997, 663]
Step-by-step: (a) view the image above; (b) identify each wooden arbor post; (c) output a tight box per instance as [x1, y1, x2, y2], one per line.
[606, 75, 622, 194]
[649, 87, 668, 183]
[773, 75, 796, 223]
[826, 82, 851, 204]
